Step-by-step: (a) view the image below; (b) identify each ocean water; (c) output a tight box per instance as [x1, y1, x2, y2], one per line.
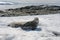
[0, 2, 42, 10]
[0, 0, 60, 10]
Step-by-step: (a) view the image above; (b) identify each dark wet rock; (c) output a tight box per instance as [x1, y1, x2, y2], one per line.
[51, 31, 60, 36]
[20, 5, 45, 10]
[19, 5, 60, 11]
[0, 10, 5, 13]
[52, 31, 60, 36]
[0, 5, 60, 17]
[1, 14, 5, 17]
[44, 5, 60, 11]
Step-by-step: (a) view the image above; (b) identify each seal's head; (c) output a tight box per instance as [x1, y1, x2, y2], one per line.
[33, 17, 39, 24]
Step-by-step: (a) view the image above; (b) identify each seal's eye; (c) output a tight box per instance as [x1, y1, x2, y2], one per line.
[34, 17, 38, 20]
[34, 17, 39, 22]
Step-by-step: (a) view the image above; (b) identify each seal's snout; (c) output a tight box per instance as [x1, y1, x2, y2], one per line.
[8, 24, 10, 26]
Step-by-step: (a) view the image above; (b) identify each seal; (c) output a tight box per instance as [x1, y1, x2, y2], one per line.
[8, 17, 39, 30]
[21, 17, 39, 30]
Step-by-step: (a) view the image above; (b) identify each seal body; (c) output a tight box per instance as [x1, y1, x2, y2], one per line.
[8, 22, 25, 28]
[20, 17, 39, 30]
[8, 17, 39, 30]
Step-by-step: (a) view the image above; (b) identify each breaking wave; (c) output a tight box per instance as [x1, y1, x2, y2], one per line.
[0, 1, 18, 5]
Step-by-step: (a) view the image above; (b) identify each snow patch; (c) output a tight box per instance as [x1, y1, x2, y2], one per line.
[0, 14, 60, 40]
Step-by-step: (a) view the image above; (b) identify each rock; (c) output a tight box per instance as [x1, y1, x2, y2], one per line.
[0, 5, 60, 17]
[52, 31, 60, 36]
[0, 10, 5, 13]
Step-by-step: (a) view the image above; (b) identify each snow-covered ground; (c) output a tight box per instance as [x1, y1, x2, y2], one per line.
[0, 14, 60, 40]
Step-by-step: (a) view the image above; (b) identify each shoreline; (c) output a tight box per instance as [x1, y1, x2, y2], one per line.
[0, 5, 60, 17]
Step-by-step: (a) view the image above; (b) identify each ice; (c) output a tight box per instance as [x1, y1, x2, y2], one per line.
[0, 14, 60, 40]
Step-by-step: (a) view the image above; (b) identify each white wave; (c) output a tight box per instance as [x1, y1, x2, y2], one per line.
[0, 1, 17, 5]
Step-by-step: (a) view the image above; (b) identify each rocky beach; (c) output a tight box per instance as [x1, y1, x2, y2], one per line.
[0, 5, 60, 17]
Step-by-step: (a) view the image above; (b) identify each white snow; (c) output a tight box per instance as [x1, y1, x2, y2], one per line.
[0, 14, 60, 40]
